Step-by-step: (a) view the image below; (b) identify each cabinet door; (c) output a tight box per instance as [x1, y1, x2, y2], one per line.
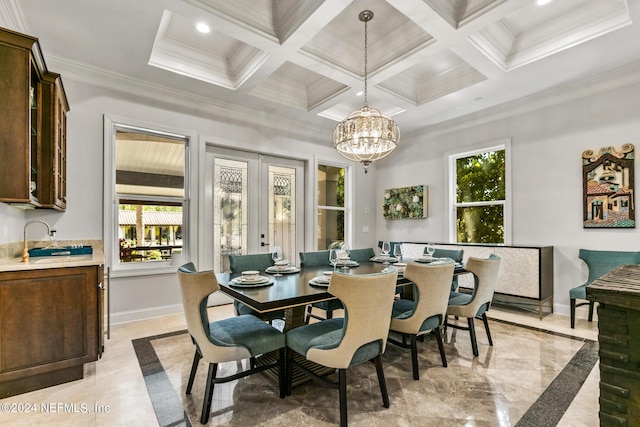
[40, 72, 68, 210]
[0, 37, 41, 205]
[0, 266, 98, 378]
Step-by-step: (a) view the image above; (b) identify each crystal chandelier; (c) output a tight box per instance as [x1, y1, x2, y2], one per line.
[332, 10, 400, 173]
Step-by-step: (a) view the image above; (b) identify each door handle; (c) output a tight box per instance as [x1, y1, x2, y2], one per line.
[261, 242, 270, 247]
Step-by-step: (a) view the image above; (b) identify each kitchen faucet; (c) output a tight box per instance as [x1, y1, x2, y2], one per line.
[22, 220, 55, 262]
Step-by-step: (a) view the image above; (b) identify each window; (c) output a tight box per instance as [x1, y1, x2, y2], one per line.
[449, 142, 509, 244]
[113, 125, 188, 265]
[317, 165, 347, 250]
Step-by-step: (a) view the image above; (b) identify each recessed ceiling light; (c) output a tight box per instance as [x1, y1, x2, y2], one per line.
[196, 22, 210, 33]
[536, 0, 553, 5]
[356, 91, 363, 96]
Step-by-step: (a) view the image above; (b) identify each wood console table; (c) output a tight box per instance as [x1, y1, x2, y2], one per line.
[587, 264, 640, 426]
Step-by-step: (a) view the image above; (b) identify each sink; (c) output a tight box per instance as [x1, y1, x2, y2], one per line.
[28, 245, 93, 258]
[31, 255, 93, 264]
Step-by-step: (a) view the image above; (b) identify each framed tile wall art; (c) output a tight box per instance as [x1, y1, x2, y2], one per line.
[582, 144, 635, 228]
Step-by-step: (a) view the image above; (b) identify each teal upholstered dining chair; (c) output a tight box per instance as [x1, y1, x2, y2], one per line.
[570, 249, 640, 328]
[177, 263, 286, 424]
[286, 268, 398, 427]
[418, 247, 465, 292]
[446, 255, 501, 357]
[388, 260, 455, 379]
[299, 250, 330, 267]
[299, 250, 342, 322]
[348, 247, 375, 262]
[229, 253, 284, 322]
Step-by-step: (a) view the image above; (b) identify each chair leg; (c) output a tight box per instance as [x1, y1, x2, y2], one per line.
[410, 335, 419, 380]
[570, 298, 576, 329]
[482, 313, 493, 346]
[338, 369, 348, 427]
[435, 326, 447, 368]
[250, 356, 256, 369]
[373, 355, 390, 408]
[200, 363, 218, 424]
[304, 305, 311, 324]
[327, 309, 333, 320]
[186, 350, 201, 394]
[468, 317, 479, 357]
[286, 348, 294, 396]
[588, 301, 595, 322]
[278, 347, 286, 399]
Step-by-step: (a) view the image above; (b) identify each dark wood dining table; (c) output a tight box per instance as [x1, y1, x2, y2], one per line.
[218, 260, 467, 331]
[218, 259, 467, 386]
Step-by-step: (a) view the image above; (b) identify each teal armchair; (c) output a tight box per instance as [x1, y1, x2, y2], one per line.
[570, 249, 640, 328]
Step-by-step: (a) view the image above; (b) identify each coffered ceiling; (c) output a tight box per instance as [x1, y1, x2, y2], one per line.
[6, 0, 640, 140]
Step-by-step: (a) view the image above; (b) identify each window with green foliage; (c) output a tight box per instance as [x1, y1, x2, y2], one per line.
[452, 147, 506, 244]
[317, 165, 346, 250]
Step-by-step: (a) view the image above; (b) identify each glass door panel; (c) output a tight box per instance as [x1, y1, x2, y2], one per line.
[213, 158, 249, 272]
[206, 148, 304, 272]
[268, 165, 297, 263]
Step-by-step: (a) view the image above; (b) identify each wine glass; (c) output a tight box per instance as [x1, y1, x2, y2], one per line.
[340, 243, 350, 269]
[393, 244, 403, 262]
[272, 246, 283, 276]
[329, 249, 339, 272]
[425, 243, 435, 260]
[381, 241, 391, 265]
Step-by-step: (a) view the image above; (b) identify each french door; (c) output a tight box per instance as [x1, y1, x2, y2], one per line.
[204, 147, 304, 272]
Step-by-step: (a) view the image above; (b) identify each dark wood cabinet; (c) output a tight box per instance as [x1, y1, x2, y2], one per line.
[0, 265, 102, 397]
[40, 72, 69, 210]
[0, 27, 68, 210]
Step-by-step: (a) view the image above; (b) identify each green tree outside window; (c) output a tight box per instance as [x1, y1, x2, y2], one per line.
[455, 150, 505, 243]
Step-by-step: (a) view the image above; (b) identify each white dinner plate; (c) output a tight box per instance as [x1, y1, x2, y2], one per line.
[370, 255, 399, 263]
[334, 260, 359, 267]
[265, 266, 300, 274]
[230, 276, 273, 287]
[309, 276, 331, 287]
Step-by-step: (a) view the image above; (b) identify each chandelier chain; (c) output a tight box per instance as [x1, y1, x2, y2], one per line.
[363, 17, 368, 107]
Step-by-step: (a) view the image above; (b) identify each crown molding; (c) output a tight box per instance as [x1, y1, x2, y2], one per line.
[402, 60, 640, 142]
[0, 0, 28, 33]
[46, 54, 333, 144]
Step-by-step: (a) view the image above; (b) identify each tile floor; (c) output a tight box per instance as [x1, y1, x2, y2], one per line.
[0, 304, 600, 426]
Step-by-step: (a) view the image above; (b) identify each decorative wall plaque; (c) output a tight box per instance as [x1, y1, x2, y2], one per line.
[582, 144, 635, 228]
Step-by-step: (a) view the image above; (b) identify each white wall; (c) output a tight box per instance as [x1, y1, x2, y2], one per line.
[375, 80, 640, 317]
[0, 78, 377, 323]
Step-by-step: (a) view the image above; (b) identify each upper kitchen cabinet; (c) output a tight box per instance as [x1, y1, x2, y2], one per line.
[0, 28, 68, 210]
[40, 72, 69, 210]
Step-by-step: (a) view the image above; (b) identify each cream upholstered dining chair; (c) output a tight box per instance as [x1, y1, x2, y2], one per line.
[446, 255, 501, 357]
[388, 261, 455, 379]
[285, 268, 398, 427]
[177, 263, 286, 424]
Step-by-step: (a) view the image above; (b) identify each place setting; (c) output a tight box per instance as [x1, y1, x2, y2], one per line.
[265, 245, 301, 276]
[309, 270, 333, 287]
[229, 270, 275, 288]
[370, 241, 402, 264]
[329, 247, 359, 269]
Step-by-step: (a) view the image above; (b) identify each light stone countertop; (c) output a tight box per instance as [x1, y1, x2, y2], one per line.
[0, 242, 105, 272]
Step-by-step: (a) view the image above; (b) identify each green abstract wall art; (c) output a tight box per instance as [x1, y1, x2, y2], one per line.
[383, 185, 427, 219]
